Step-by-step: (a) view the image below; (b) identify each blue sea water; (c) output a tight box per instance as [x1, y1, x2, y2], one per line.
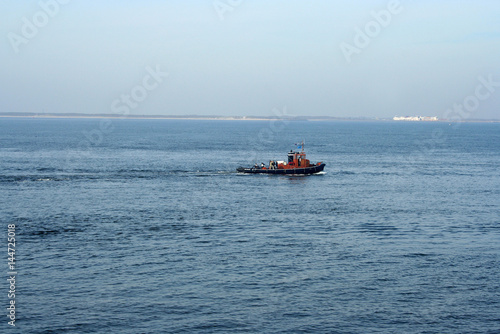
[1, 118, 499, 333]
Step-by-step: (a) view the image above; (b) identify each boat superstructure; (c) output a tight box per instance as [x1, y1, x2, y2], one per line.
[237, 142, 325, 175]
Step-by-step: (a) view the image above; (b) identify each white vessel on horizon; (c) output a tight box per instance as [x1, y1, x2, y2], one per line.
[393, 116, 438, 121]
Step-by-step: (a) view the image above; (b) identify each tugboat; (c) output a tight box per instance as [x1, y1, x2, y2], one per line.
[237, 142, 325, 175]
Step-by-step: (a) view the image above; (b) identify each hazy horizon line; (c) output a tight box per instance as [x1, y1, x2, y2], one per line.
[0, 112, 499, 122]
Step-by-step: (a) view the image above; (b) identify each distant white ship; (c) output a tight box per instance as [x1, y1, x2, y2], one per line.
[393, 116, 438, 121]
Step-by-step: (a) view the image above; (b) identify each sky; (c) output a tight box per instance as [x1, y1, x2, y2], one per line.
[1, 0, 499, 119]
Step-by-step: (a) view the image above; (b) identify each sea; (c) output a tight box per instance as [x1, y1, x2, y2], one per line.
[1, 118, 499, 334]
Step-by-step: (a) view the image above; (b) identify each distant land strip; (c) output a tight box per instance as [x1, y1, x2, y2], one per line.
[0, 112, 498, 122]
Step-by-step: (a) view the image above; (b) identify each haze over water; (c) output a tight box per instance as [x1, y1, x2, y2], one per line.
[2, 1, 500, 119]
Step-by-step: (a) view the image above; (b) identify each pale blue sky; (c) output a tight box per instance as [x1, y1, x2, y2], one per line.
[1, 0, 499, 119]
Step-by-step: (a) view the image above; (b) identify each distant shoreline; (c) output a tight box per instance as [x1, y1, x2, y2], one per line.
[0, 113, 499, 123]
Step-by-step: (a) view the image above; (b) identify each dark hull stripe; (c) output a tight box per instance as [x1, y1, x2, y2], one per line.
[237, 164, 325, 175]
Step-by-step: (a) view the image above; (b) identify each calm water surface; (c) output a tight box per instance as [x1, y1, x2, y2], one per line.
[1, 119, 499, 333]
